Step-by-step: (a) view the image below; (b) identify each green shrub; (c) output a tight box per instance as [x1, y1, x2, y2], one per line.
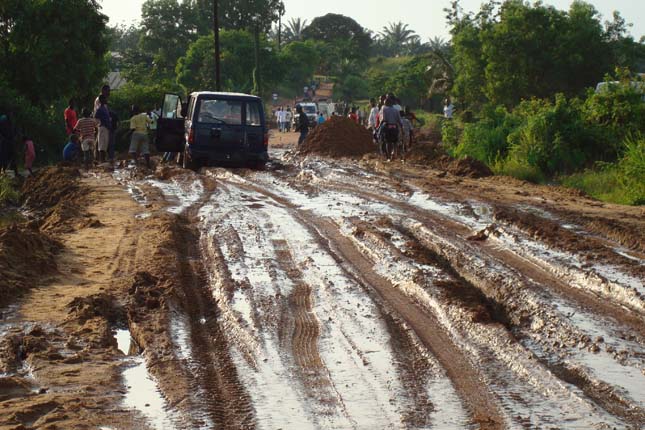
[0, 175, 19, 206]
[453, 105, 519, 163]
[561, 137, 645, 205]
[582, 75, 645, 154]
[441, 119, 462, 149]
[618, 136, 645, 204]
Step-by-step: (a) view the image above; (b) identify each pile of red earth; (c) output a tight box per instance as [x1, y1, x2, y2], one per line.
[298, 116, 376, 158]
[0, 224, 60, 308]
[21, 166, 88, 232]
[434, 155, 493, 179]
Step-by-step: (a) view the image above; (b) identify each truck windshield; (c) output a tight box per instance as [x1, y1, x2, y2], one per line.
[198, 99, 242, 125]
[303, 105, 316, 114]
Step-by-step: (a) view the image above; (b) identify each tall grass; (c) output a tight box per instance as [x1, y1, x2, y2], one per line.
[561, 136, 645, 205]
[0, 175, 19, 206]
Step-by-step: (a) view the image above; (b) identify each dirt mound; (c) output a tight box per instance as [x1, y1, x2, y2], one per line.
[434, 155, 493, 179]
[406, 140, 444, 165]
[298, 116, 376, 158]
[0, 224, 60, 308]
[21, 166, 88, 232]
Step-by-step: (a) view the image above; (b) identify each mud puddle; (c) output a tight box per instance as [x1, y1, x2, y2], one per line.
[117, 326, 179, 430]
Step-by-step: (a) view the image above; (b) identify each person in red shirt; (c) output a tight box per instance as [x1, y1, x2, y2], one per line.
[64, 99, 78, 136]
[348, 107, 359, 124]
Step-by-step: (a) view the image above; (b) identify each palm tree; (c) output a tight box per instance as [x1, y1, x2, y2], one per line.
[283, 18, 308, 42]
[379, 22, 421, 49]
[428, 36, 451, 57]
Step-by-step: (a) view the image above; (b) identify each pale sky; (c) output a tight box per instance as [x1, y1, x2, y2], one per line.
[100, 0, 645, 40]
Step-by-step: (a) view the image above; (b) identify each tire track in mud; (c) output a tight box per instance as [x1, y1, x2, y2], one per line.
[296, 174, 645, 426]
[316, 177, 645, 321]
[170, 219, 257, 429]
[271, 239, 353, 420]
[227, 168, 645, 427]
[143, 173, 258, 430]
[219, 177, 505, 429]
[293, 174, 644, 425]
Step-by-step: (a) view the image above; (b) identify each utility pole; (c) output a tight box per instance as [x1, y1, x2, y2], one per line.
[277, 12, 282, 51]
[213, 0, 221, 91]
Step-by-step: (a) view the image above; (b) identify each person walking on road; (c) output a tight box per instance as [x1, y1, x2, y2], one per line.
[94, 95, 111, 163]
[128, 105, 152, 169]
[348, 107, 359, 124]
[368, 99, 379, 131]
[317, 112, 326, 125]
[23, 136, 35, 176]
[296, 105, 309, 146]
[64, 99, 78, 137]
[284, 107, 293, 132]
[74, 108, 99, 170]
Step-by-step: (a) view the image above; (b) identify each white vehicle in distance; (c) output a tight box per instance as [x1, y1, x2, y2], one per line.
[293, 102, 318, 130]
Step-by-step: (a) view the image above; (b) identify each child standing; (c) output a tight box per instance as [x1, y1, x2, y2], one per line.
[74, 108, 99, 170]
[23, 136, 35, 176]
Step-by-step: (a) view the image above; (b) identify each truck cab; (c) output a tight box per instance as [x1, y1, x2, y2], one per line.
[155, 92, 269, 169]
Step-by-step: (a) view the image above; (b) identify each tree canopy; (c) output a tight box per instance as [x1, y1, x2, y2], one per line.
[447, 0, 645, 108]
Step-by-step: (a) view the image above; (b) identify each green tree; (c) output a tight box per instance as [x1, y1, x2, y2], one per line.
[302, 13, 372, 73]
[0, 0, 109, 107]
[447, 0, 633, 108]
[279, 41, 320, 91]
[377, 22, 421, 57]
[176, 30, 281, 93]
[139, 0, 199, 79]
[283, 18, 308, 42]
[334, 75, 369, 102]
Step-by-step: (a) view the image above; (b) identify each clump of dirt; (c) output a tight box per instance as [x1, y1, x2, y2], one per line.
[435, 155, 493, 179]
[67, 293, 125, 325]
[406, 140, 445, 165]
[0, 224, 60, 308]
[298, 116, 376, 158]
[21, 166, 88, 233]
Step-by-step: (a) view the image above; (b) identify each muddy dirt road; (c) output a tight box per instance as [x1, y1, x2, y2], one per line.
[1, 134, 644, 429]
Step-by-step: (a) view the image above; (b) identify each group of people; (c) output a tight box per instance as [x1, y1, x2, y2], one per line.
[366, 94, 420, 161]
[62, 84, 154, 169]
[274, 107, 294, 132]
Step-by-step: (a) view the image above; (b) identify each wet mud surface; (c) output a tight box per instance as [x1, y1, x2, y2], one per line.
[1, 139, 644, 429]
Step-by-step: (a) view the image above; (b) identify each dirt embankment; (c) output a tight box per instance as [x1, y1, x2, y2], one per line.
[0, 167, 90, 308]
[299, 116, 376, 158]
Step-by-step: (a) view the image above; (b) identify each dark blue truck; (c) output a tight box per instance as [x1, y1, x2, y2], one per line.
[156, 92, 269, 169]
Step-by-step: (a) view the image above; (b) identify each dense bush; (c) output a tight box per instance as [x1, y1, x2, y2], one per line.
[0, 82, 67, 167]
[440, 78, 645, 197]
[453, 105, 519, 163]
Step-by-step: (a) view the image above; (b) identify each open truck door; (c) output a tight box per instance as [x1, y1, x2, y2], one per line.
[155, 94, 185, 153]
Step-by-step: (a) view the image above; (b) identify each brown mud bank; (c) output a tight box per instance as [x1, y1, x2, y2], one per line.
[0, 168, 180, 429]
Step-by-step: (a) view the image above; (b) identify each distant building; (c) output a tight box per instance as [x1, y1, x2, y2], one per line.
[107, 71, 127, 90]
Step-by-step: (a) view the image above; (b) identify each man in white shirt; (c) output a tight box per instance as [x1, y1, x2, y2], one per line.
[444, 98, 455, 119]
[367, 99, 379, 130]
[275, 107, 284, 132]
[284, 108, 293, 132]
